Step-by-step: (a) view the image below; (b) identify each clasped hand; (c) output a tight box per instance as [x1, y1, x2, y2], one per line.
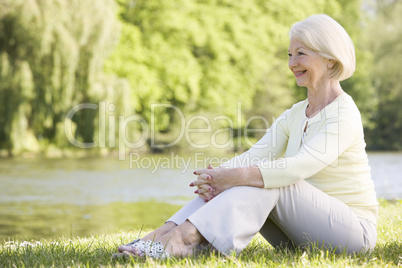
[189, 164, 238, 202]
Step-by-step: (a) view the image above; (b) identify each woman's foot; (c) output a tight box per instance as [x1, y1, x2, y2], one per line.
[118, 220, 206, 258]
[117, 221, 177, 253]
[157, 220, 206, 257]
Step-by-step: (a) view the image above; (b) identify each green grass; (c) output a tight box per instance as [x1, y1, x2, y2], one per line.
[1, 199, 401, 267]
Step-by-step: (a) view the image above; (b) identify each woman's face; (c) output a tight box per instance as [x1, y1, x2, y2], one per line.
[288, 37, 334, 90]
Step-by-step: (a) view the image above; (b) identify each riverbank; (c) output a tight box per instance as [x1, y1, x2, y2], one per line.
[1, 199, 401, 267]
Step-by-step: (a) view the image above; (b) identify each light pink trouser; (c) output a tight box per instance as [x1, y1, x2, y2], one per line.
[167, 181, 377, 254]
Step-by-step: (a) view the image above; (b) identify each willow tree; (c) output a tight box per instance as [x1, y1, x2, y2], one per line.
[0, 0, 125, 156]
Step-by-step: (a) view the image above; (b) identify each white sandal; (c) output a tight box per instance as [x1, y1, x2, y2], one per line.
[119, 239, 170, 259]
[143, 240, 170, 259]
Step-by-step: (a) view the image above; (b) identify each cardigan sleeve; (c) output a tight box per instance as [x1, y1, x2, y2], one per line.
[258, 115, 358, 188]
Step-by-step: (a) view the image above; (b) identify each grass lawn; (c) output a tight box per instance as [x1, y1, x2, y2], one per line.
[1, 199, 401, 267]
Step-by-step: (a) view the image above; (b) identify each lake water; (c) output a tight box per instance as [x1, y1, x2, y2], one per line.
[0, 152, 401, 241]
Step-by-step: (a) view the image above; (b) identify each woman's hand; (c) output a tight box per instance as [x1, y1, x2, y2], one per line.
[189, 165, 264, 202]
[192, 164, 215, 202]
[190, 165, 241, 201]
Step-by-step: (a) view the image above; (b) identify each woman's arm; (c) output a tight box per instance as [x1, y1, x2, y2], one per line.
[257, 117, 356, 188]
[190, 112, 290, 200]
[191, 165, 264, 198]
[192, 113, 359, 199]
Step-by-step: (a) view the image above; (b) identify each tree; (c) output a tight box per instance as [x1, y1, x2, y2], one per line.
[0, 0, 381, 155]
[0, 0, 123, 155]
[363, 0, 402, 150]
[106, 0, 366, 152]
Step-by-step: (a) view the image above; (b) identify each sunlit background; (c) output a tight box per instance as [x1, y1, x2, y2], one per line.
[0, 0, 401, 241]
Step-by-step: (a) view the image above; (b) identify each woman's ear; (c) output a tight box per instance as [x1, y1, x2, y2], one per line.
[328, 59, 336, 69]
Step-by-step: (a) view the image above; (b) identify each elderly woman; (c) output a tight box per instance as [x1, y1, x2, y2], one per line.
[116, 14, 378, 258]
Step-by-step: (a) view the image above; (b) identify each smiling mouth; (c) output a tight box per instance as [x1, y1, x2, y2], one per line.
[294, 70, 306, 77]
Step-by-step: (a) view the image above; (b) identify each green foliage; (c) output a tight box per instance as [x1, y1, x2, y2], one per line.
[363, 0, 402, 150]
[0, 0, 400, 155]
[0, 0, 122, 155]
[106, 0, 367, 152]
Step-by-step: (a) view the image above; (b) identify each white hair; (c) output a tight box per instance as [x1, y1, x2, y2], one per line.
[289, 14, 356, 81]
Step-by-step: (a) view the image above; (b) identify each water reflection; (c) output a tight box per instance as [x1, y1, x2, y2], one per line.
[0, 156, 195, 205]
[0, 201, 181, 240]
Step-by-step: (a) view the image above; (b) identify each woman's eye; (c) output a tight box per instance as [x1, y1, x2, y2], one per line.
[288, 53, 292, 57]
[298, 52, 305, 56]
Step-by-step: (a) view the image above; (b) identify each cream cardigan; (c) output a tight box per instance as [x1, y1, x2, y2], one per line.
[222, 93, 378, 224]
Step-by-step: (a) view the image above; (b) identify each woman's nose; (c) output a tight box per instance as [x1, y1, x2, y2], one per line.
[288, 57, 297, 69]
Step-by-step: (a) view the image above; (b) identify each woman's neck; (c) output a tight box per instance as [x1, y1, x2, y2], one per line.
[306, 81, 343, 118]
